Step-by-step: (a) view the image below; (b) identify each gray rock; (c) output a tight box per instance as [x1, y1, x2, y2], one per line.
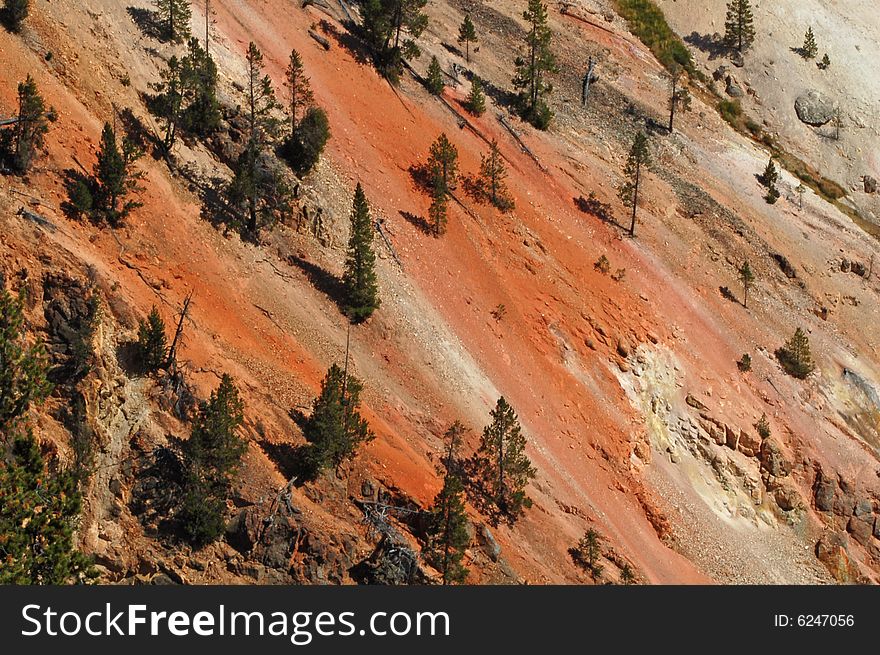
[726, 82, 744, 98]
[864, 176, 878, 194]
[730, 50, 744, 67]
[478, 524, 501, 562]
[795, 90, 835, 126]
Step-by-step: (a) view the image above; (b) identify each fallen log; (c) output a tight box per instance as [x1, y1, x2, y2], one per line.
[309, 29, 331, 50]
[16, 206, 56, 232]
[498, 114, 548, 172]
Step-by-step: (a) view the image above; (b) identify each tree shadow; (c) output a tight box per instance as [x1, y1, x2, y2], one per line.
[718, 285, 739, 304]
[684, 32, 729, 60]
[461, 174, 486, 204]
[117, 106, 160, 156]
[399, 210, 432, 235]
[321, 19, 372, 66]
[126, 6, 163, 41]
[197, 174, 241, 234]
[116, 339, 146, 377]
[60, 168, 96, 222]
[407, 162, 433, 193]
[473, 74, 518, 112]
[573, 194, 623, 230]
[286, 253, 346, 309]
[790, 46, 808, 58]
[259, 439, 319, 485]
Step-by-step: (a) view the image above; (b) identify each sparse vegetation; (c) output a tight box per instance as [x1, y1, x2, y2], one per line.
[594, 254, 611, 274]
[755, 413, 771, 439]
[738, 260, 754, 308]
[818, 53, 831, 70]
[776, 327, 816, 379]
[613, 0, 694, 74]
[737, 353, 752, 372]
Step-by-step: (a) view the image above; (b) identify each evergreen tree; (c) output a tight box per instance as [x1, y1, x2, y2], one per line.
[723, 0, 756, 52]
[471, 397, 536, 523]
[426, 56, 445, 95]
[361, 0, 428, 81]
[759, 157, 778, 187]
[284, 48, 314, 137]
[764, 185, 780, 204]
[6, 75, 53, 173]
[755, 413, 771, 439]
[342, 183, 381, 323]
[427, 133, 459, 194]
[801, 27, 817, 59]
[619, 562, 635, 585]
[465, 77, 486, 116]
[155, 0, 191, 43]
[478, 140, 514, 211]
[179, 37, 221, 135]
[154, 55, 185, 152]
[92, 122, 144, 227]
[819, 53, 831, 70]
[667, 65, 690, 134]
[0, 286, 51, 434]
[243, 42, 281, 144]
[2, 0, 29, 33]
[776, 327, 815, 379]
[571, 528, 603, 578]
[0, 431, 95, 583]
[512, 0, 557, 129]
[178, 374, 246, 547]
[424, 422, 470, 585]
[738, 260, 754, 308]
[457, 14, 478, 63]
[428, 184, 448, 237]
[302, 363, 374, 474]
[618, 131, 650, 237]
[280, 106, 331, 175]
[137, 306, 168, 373]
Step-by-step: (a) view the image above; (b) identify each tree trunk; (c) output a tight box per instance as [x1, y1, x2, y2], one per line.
[630, 162, 640, 237]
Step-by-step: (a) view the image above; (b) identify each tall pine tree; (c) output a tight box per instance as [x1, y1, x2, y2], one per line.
[178, 374, 246, 547]
[361, 0, 428, 81]
[424, 422, 470, 584]
[723, 0, 756, 53]
[512, 0, 557, 129]
[478, 140, 513, 211]
[6, 75, 53, 173]
[155, 0, 192, 43]
[425, 133, 458, 235]
[92, 122, 144, 227]
[471, 397, 536, 524]
[342, 183, 381, 322]
[284, 48, 314, 137]
[457, 14, 478, 63]
[618, 131, 650, 237]
[302, 363, 374, 474]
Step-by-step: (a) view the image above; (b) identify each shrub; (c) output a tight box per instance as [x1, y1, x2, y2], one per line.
[755, 413, 771, 439]
[776, 327, 815, 379]
[594, 254, 611, 274]
[718, 99, 742, 126]
[613, 0, 694, 74]
[279, 106, 330, 176]
[736, 353, 751, 372]
[137, 306, 167, 373]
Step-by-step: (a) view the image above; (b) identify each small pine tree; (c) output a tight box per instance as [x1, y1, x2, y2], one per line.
[7, 75, 53, 173]
[478, 140, 514, 211]
[178, 374, 246, 547]
[776, 327, 815, 379]
[618, 131, 650, 237]
[723, 0, 756, 52]
[424, 422, 470, 585]
[801, 27, 817, 59]
[739, 260, 754, 308]
[2, 0, 30, 33]
[619, 563, 635, 585]
[155, 0, 192, 43]
[667, 65, 691, 134]
[818, 53, 830, 70]
[179, 37, 221, 136]
[457, 14, 478, 63]
[137, 306, 168, 373]
[737, 353, 752, 372]
[285, 48, 315, 136]
[465, 77, 486, 116]
[571, 528, 603, 579]
[426, 56, 445, 95]
[342, 183, 381, 322]
[471, 397, 537, 523]
[302, 363, 374, 474]
[759, 157, 778, 187]
[92, 122, 144, 227]
[280, 106, 331, 175]
[0, 286, 51, 434]
[755, 413, 771, 439]
[427, 133, 459, 194]
[512, 0, 557, 129]
[764, 185, 780, 204]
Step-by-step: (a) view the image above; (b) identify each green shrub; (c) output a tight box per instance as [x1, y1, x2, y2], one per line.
[613, 0, 694, 74]
[279, 106, 331, 176]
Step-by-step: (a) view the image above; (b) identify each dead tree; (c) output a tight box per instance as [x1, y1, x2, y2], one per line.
[165, 291, 193, 373]
[582, 57, 598, 106]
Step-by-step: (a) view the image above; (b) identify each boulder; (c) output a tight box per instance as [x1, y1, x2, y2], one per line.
[847, 515, 874, 547]
[774, 484, 801, 512]
[813, 471, 836, 512]
[865, 176, 878, 194]
[730, 50, 744, 67]
[478, 524, 501, 562]
[712, 65, 729, 82]
[815, 531, 860, 583]
[737, 429, 761, 458]
[795, 90, 835, 127]
[726, 81, 744, 98]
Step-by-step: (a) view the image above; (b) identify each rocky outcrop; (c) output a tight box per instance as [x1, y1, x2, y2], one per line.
[795, 90, 835, 126]
[815, 531, 860, 583]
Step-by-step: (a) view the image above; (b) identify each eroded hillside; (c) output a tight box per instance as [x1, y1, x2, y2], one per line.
[2, 0, 879, 584]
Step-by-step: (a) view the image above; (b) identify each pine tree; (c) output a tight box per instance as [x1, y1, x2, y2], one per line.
[759, 157, 778, 187]
[280, 106, 331, 175]
[801, 27, 817, 59]
[361, 0, 428, 81]
[818, 53, 831, 70]
[0, 431, 95, 583]
[0, 286, 51, 434]
[571, 528, 603, 578]
[471, 397, 537, 523]
[755, 413, 771, 439]
[776, 327, 815, 379]
[243, 42, 281, 144]
[178, 374, 246, 547]
[738, 260, 754, 308]
[424, 422, 470, 584]
[512, 0, 557, 129]
[155, 0, 192, 43]
[427, 133, 459, 195]
[154, 55, 185, 152]
[137, 306, 168, 373]
[478, 140, 513, 211]
[302, 363, 374, 474]
[723, 0, 756, 53]
[179, 37, 221, 136]
[426, 56, 445, 95]
[92, 122, 144, 227]
[457, 14, 478, 63]
[285, 49, 314, 136]
[6, 75, 53, 173]
[428, 184, 448, 237]
[667, 65, 691, 134]
[619, 563, 635, 585]
[2, 0, 30, 33]
[618, 131, 650, 237]
[342, 183, 381, 322]
[465, 77, 486, 116]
